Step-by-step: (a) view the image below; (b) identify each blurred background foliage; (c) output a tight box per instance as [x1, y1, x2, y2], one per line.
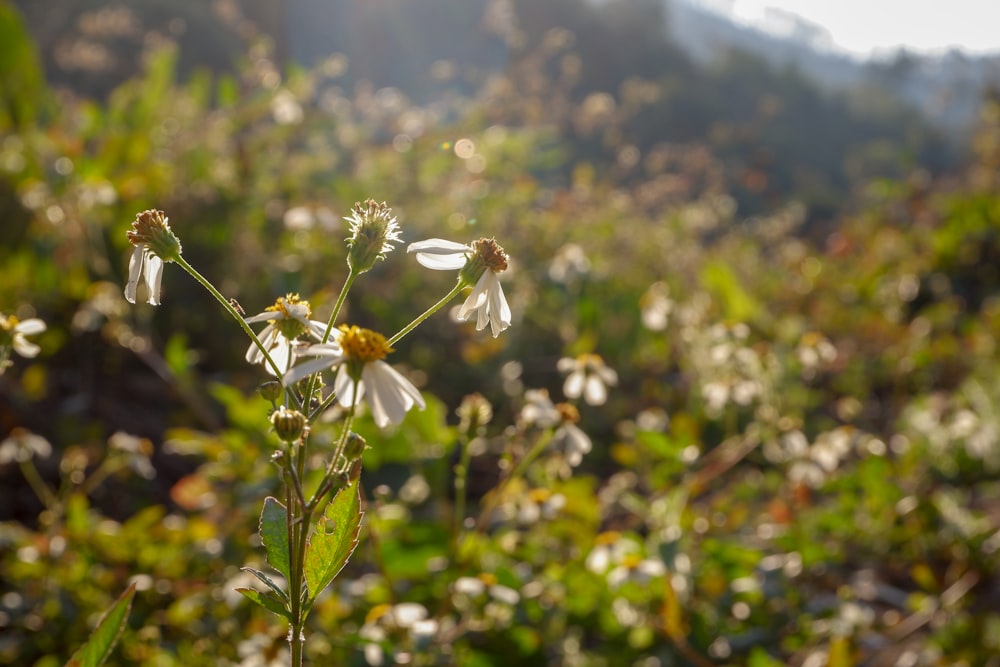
[1, 0, 999, 665]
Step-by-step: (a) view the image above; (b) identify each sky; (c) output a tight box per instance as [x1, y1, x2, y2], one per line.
[698, 0, 1000, 58]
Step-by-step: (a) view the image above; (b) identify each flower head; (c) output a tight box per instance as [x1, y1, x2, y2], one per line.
[124, 209, 182, 305]
[0, 313, 46, 359]
[283, 325, 425, 428]
[557, 353, 618, 406]
[408, 237, 512, 337]
[345, 199, 402, 273]
[520, 389, 592, 466]
[245, 294, 328, 375]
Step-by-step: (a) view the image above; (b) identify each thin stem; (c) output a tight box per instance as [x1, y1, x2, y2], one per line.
[387, 281, 466, 347]
[472, 430, 554, 535]
[322, 270, 358, 344]
[174, 256, 289, 388]
[452, 433, 474, 542]
[19, 458, 58, 510]
[308, 405, 356, 511]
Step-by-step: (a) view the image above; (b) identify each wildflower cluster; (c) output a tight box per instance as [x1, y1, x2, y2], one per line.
[121, 201, 513, 666]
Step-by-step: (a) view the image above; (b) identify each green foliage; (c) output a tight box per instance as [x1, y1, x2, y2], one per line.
[64, 584, 136, 667]
[2, 5, 1000, 666]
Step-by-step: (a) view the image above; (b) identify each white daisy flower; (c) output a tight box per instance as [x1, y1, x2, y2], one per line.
[124, 209, 181, 305]
[407, 237, 512, 337]
[0, 314, 46, 359]
[557, 353, 618, 406]
[519, 389, 592, 467]
[244, 294, 327, 375]
[283, 325, 425, 428]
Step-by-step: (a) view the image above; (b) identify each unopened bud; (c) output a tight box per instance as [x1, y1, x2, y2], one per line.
[259, 381, 283, 402]
[344, 432, 367, 461]
[270, 406, 307, 443]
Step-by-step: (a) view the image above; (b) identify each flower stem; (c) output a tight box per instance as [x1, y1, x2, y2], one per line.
[387, 280, 466, 347]
[472, 430, 554, 535]
[174, 256, 287, 383]
[322, 270, 358, 344]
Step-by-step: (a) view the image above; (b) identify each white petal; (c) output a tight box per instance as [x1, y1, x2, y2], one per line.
[583, 376, 608, 405]
[556, 357, 577, 373]
[363, 361, 425, 428]
[12, 336, 40, 358]
[456, 278, 489, 322]
[14, 319, 46, 335]
[246, 324, 276, 364]
[282, 354, 340, 386]
[485, 273, 511, 337]
[307, 320, 330, 340]
[244, 311, 276, 324]
[563, 372, 584, 399]
[407, 238, 471, 270]
[335, 366, 363, 407]
[144, 255, 164, 306]
[124, 246, 144, 303]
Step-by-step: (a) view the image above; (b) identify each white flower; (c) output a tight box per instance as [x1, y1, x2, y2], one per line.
[124, 209, 181, 305]
[245, 294, 327, 375]
[519, 389, 592, 467]
[557, 353, 618, 406]
[283, 325, 425, 428]
[1, 314, 46, 359]
[408, 237, 512, 337]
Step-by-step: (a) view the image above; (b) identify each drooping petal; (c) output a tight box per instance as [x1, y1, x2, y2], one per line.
[407, 238, 471, 270]
[144, 255, 164, 305]
[281, 344, 346, 386]
[563, 372, 585, 400]
[456, 277, 489, 322]
[12, 336, 40, 358]
[484, 272, 511, 337]
[335, 365, 363, 408]
[363, 361, 425, 427]
[583, 375, 608, 405]
[246, 324, 277, 364]
[124, 246, 145, 304]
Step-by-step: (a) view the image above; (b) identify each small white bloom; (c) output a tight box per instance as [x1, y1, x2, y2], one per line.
[408, 237, 512, 337]
[557, 353, 618, 405]
[1, 314, 46, 359]
[283, 325, 425, 428]
[245, 294, 327, 375]
[519, 389, 592, 466]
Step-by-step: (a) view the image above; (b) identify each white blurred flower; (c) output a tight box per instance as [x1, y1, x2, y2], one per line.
[283, 325, 425, 428]
[520, 389, 592, 466]
[640, 281, 673, 331]
[408, 237, 512, 337]
[0, 313, 46, 359]
[558, 353, 618, 405]
[548, 243, 590, 283]
[245, 294, 327, 375]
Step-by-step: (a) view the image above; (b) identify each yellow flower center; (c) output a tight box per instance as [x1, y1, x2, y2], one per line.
[556, 402, 580, 424]
[595, 531, 621, 546]
[621, 553, 643, 570]
[0, 314, 19, 332]
[266, 293, 311, 339]
[477, 572, 498, 587]
[338, 324, 392, 364]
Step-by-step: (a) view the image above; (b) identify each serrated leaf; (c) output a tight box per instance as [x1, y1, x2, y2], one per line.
[242, 567, 290, 604]
[260, 497, 291, 580]
[304, 483, 363, 604]
[65, 583, 136, 667]
[236, 588, 291, 620]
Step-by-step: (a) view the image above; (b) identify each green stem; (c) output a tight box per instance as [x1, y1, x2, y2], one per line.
[387, 281, 466, 347]
[322, 270, 358, 344]
[472, 430, 554, 534]
[19, 458, 58, 510]
[453, 433, 473, 542]
[174, 256, 288, 384]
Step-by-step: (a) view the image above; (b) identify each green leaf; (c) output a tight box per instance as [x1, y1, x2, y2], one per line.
[304, 482, 363, 604]
[236, 588, 291, 621]
[242, 567, 290, 604]
[260, 497, 291, 580]
[64, 583, 136, 667]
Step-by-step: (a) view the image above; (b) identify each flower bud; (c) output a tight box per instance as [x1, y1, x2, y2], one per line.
[259, 381, 283, 402]
[345, 199, 402, 273]
[270, 406, 307, 443]
[344, 432, 368, 461]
